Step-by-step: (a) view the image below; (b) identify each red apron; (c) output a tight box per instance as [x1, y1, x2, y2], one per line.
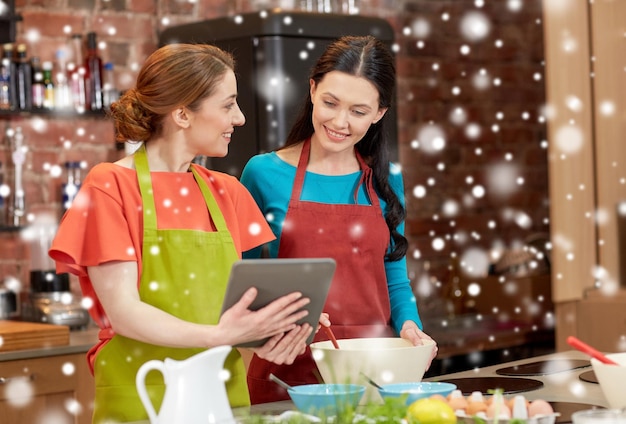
[247, 139, 395, 404]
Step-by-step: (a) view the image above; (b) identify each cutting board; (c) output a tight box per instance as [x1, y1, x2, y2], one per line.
[0, 320, 70, 352]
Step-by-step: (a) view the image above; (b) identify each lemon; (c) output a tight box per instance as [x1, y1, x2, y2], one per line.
[406, 397, 457, 424]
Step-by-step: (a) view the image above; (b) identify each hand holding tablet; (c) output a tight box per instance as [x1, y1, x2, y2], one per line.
[219, 258, 336, 348]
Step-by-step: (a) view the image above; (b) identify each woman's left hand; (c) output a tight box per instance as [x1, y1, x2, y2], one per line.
[400, 321, 438, 370]
[252, 324, 313, 365]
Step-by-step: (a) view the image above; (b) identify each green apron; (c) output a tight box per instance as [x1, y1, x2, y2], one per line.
[92, 144, 248, 423]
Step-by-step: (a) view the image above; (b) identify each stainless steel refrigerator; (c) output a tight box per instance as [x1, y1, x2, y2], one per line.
[158, 10, 397, 177]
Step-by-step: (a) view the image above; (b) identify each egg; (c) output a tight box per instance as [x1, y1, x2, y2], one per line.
[429, 394, 447, 403]
[528, 399, 554, 417]
[466, 390, 488, 415]
[486, 401, 512, 419]
[447, 390, 469, 412]
[466, 400, 488, 416]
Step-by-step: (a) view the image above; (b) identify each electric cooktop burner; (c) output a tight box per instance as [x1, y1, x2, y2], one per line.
[496, 359, 591, 376]
[549, 402, 605, 423]
[439, 376, 543, 395]
[578, 370, 599, 384]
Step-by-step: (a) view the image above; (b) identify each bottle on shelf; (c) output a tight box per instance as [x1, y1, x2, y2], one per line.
[68, 34, 87, 112]
[42, 61, 54, 109]
[54, 49, 71, 110]
[30, 56, 45, 109]
[102, 61, 118, 108]
[13, 44, 32, 111]
[85, 32, 104, 111]
[62, 161, 82, 212]
[0, 43, 14, 110]
[8, 126, 26, 227]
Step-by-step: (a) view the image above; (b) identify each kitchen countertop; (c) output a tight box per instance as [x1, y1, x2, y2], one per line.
[2, 328, 609, 422]
[0, 325, 99, 361]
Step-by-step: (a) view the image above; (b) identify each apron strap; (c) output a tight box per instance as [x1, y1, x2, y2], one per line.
[134, 144, 158, 232]
[289, 138, 311, 204]
[190, 165, 230, 233]
[354, 153, 381, 209]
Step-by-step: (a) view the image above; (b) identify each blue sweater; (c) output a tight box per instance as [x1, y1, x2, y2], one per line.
[240, 152, 423, 334]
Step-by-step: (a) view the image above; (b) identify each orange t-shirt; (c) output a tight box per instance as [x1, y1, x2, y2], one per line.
[49, 162, 275, 328]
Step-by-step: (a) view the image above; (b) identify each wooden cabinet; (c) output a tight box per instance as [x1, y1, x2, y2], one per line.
[543, 0, 626, 351]
[0, 353, 94, 424]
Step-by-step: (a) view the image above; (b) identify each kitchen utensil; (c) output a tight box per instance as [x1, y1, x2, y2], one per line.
[377, 382, 457, 405]
[310, 337, 435, 404]
[360, 372, 383, 390]
[136, 345, 234, 424]
[590, 352, 626, 409]
[270, 372, 365, 416]
[0, 320, 69, 351]
[322, 325, 339, 349]
[20, 216, 90, 329]
[287, 383, 366, 416]
[21, 275, 91, 329]
[269, 373, 293, 392]
[566, 336, 618, 365]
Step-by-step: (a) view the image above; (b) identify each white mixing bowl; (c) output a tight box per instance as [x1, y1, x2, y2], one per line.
[310, 337, 436, 403]
[591, 352, 626, 409]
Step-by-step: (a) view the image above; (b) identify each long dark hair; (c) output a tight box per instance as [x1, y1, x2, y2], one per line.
[282, 35, 407, 261]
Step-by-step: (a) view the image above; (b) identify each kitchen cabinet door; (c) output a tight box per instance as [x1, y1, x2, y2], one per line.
[0, 353, 94, 424]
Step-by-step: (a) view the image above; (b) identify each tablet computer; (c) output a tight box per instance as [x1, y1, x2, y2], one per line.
[219, 258, 336, 348]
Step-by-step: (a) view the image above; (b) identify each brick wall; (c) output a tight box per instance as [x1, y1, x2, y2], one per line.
[1, 0, 548, 323]
[392, 1, 549, 320]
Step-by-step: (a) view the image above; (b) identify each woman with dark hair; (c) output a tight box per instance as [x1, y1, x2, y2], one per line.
[241, 35, 437, 404]
[50, 43, 314, 423]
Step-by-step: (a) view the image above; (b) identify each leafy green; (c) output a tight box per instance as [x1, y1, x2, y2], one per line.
[355, 396, 409, 424]
[238, 397, 409, 424]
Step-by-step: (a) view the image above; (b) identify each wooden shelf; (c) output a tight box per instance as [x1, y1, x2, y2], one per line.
[0, 109, 107, 119]
[0, 225, 25, 233]
[0, 14, 22, 23]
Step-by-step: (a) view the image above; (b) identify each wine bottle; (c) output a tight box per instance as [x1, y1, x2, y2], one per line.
[85, 32, 104, 111]
[69, 34, 87, 112]
[31, 56, 45, 109]
[14, 44, 32, 111]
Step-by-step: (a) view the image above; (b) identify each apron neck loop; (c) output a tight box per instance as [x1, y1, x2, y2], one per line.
[291, 138, 380, 207]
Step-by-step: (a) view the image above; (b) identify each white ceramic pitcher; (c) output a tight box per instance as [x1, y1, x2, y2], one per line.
[136, 345, 235, 424]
